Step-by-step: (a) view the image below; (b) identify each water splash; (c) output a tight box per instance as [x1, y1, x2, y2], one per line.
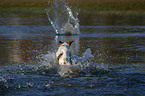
[40, 48, 111, 77]
[0, 49, 111, 78]
[46, 1, 80, 34]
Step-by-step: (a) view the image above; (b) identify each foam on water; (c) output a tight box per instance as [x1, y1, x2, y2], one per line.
[46, 0, 80, 34]
[40, 48, 111, 77]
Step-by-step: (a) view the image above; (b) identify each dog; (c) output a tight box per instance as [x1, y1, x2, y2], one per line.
[56, 41, 73, 66]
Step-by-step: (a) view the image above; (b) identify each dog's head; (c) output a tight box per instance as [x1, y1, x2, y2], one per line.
[58, 41, 73, 47]
[56, 41, 73, 65]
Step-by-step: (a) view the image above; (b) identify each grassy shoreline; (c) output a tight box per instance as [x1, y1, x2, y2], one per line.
[0, 0, 145, 13]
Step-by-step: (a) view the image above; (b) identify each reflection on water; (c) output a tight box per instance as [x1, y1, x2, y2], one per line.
[1, 9, 145, 26]
[0, 9, 145, 65]
[0, 26, 144, 65]
[79, 12, 145, 26]
[0, 9, 144, 65]
[0, 9, 145, 96]
[80, 36, 145, 64]
[0, 9, 49, 26]
[0, 36, 54, 64]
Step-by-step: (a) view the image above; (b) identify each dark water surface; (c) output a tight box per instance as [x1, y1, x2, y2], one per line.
[0, 9, 145, 96]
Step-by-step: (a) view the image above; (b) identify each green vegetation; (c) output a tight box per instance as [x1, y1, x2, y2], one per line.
[77, 0, 145, 12]
[0, 0, 145, 13]
[0, 0, 48, 9]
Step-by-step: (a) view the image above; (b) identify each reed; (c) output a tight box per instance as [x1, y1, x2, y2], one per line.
[0, 0, 145, 12]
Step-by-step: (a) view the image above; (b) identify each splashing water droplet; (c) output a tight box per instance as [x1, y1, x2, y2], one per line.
[46, 1, 80, 35]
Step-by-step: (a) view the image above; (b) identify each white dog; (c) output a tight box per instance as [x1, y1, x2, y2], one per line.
[56, 41, 73, 66]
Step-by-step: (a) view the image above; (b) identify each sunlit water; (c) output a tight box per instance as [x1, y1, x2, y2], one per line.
[0, 9, 145, 96]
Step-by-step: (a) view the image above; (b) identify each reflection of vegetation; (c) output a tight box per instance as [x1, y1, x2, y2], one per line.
[79, 12, 145, 26]
[77, 0, 145, 12]
[0, 0, 145, 12]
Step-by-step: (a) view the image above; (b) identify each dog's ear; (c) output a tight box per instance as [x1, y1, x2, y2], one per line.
[67, 41, 73, 46]
[58, 41, 64, 46]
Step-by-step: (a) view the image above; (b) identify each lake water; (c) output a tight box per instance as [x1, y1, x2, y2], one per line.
[0, 9, 145, 96]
